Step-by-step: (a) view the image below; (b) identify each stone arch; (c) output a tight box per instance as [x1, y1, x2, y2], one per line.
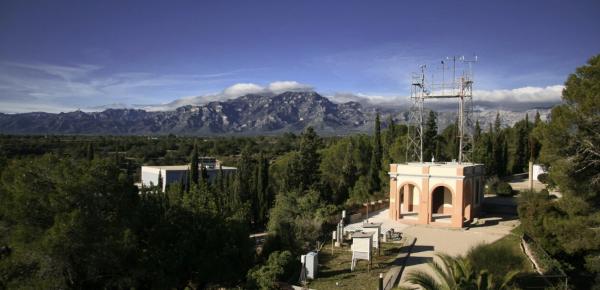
[430, 184, 454, 216]
[398, 182, 421, 213]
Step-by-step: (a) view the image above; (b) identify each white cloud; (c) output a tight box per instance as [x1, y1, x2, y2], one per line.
[0, 60, 564, 113]
[268, 81, 313, 94]
[0, 62, 252, 112]
[1, 62, 101, 81]
[142, 81, 316, 111]
[223, 83, 266, 97]
[328, 85, 564, 110]
[0, 100, 76, 114]
[474, 85, 564, 103]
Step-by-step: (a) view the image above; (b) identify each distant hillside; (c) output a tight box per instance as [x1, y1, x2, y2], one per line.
[0, 91, 550, 135]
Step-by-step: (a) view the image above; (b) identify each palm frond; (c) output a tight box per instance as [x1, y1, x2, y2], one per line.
[404, 270, 447, 290]
[498, 270, 520, 289]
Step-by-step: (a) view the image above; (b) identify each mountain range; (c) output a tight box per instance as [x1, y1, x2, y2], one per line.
[0, 91, 550, 135]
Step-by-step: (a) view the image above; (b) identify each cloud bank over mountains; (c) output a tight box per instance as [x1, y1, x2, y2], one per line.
[142, 82, 563, 112]
[0, 61, 563, 113]
[141, 81, 315, 111]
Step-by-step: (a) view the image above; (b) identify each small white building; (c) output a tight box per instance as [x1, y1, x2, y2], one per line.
[141, 159, 236, 192]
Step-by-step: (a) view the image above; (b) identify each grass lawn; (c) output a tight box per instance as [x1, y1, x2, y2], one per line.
[307, 241, 405, 290]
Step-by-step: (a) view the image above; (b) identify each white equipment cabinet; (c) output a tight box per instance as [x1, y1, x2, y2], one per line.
[350, 232, 374, 271]
[301, 251, 318, 279]
[362, 222, 382, 254]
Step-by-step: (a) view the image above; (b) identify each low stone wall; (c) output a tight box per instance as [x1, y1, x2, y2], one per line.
[346, 199, 389, 223]
[383, 236, 417, 290]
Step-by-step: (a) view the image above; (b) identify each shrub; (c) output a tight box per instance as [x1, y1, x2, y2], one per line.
[247, 250, 296, 290]
[537, 173, 549, 184]
[496, 182, 514, 196]
[485, 176, 501, 195]
[466, 241, 527, 285]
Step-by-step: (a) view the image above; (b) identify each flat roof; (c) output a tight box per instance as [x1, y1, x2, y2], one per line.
[362, 222, 383, 228]
[351, 232, 375, 238]
[142, 165, 237, 171]
[397, 162, 484, 168]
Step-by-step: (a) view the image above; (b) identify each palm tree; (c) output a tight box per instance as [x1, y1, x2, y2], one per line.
[399, 253, 518, 290]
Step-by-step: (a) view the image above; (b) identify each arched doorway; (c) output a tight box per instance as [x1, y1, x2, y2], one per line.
[431, 186, 453, 222]
[399, 183, 420, 219]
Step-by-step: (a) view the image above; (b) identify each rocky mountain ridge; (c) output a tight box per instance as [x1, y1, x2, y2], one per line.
[0, 91, 550, 135]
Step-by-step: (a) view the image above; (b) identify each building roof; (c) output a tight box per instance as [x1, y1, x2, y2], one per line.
[403, 162, 484, 168]
[351, 232, 375, 238]
[142, 165, 237, 171]
[362, 222, 383, 228]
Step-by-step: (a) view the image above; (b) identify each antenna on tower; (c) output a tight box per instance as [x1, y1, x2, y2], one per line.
[406, 55, 478, 164]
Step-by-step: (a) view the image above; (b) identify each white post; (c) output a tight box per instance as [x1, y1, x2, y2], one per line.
[528, 161, 534, 191]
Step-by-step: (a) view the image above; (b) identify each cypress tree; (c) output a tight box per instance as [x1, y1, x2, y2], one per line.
[157, 170, 163, 191]
[298, 127, 321, 191]
[373, 113, 383, 163]
[486, 123, 497, 176]
[474, 120, 482, 141]
[529, 111, 542, 162]
[341, 140, 357, 203]
[256, 154, 269, 226]
[386, 115, 397, 146]
[86, 143, 94, 161]
[179, 174, 186, 196]
[237, 146, 254, 202]
[189, 143, 199, 187]
[423, 111, 438, 162]
[199, 165, 208, 185]
[217, 165, 225, 193]
[369, 113, 382, 192]
[513, 117, 529, 173]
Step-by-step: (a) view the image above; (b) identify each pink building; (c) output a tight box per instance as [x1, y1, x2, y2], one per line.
[388, 162, 485, 228]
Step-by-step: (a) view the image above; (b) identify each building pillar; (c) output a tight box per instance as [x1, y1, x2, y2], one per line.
[419, 165, 430, 225]
[389, 164, 398, 220]
[464, 179, 472, 221]
[452, 168, 465, 228]
[389, 177, 398, 220]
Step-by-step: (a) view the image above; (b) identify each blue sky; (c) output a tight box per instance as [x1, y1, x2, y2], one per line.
[0, 0, 598, 112]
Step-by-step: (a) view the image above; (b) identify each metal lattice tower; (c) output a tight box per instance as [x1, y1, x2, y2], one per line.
[406, 66, 426, 163]
[406, 56, 477, 164]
